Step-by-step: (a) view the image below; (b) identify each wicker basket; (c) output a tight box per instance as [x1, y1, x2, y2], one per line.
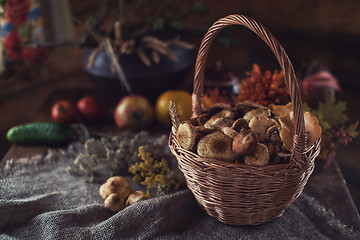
[168, 14, 321, 226]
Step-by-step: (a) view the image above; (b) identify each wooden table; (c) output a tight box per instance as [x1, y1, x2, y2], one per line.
[1, 88, 360, 232]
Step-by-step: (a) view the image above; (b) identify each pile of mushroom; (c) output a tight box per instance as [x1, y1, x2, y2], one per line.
[176, 101, 322, 166]
[99, 176, 145, 212]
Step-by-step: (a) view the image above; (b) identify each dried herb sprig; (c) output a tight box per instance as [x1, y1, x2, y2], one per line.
[128, 146, 181, 197]
[169, 100, 180, 135]
[68, 131, 168, 182]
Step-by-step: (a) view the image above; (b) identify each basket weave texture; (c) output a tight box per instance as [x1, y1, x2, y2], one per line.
[169, 14, 321, 225]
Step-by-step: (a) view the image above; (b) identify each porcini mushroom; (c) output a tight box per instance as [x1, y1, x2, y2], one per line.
[249, 115, 277, 141]
[104, 193, 125, 212]
[126, 191, 146, 206]
[197, 131, 236, 163]
[244, 143, 270, 166]
[232, 130, 259, 155]
[99, 176, 131, 212]
[99, 176, 132, 201]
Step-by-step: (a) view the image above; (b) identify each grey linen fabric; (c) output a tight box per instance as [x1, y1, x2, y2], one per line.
[0, 142, 359, 240]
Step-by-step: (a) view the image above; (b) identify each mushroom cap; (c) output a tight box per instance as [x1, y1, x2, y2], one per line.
[176, 121, 196, 150]
[99, 176, 131, 201]
[126, 191, 146, 206]
[235, 101, 264, 116]
[204, 109, 234, 128]
[104, 193, 125, 212]
[221, 127, 238, 139]
[205, 103, 232, 115]
[303, 112, 322, 146]
[244, 143, 270, 166]
[243, 107, 272, 122]
[269, 102, 292, 118]
[231, 118, 249, 132]
[197, 131, 236, 163]
[249, 115, 277, 141]
[204, 117, 234, 130]
[266, 125, 281, 143]
[279, 111, 322, 151]
[197, 113, 210, 126]
[232, 130, 259, 155]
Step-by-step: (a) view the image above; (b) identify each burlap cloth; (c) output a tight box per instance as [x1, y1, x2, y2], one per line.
[1, 141, 359, 240]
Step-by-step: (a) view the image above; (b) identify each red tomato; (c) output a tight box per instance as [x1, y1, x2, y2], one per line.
[77, 96, 102, 122]
[51, 100, 78, 123]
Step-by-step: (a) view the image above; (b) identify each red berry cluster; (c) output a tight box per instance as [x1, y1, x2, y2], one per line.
[330, 126, 353, 146]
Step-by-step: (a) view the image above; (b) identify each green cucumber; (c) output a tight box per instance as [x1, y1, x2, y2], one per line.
[6, 122, 75, 145]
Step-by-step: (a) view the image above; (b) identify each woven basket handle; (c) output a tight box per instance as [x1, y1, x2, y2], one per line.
[192, 14, 307, 166]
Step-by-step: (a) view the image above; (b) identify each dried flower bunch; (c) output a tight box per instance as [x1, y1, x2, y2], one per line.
[173, 100, 322, 166]
[129, 146, 181, 197]
[82, 0, 207, 67]
[237, 64, 289, 106]
[68, 131, 168, 182]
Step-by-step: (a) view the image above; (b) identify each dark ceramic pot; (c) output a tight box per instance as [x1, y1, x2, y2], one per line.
[82, 46, 195, 103]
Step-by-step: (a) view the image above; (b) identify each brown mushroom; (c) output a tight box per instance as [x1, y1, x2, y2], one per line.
[234, 101, 263, 116]
[205, 103, 232, 115]
[197, 113, 210, 126]
[249, 115, 277, 141]
[243, 107, 271, 122]
[204, 117, 234, 130]
[231, 118, 249, 132]
[221, 127, 238, 139]
[197, 131, 236, 163]
[269, 102, 292, 118]
[279, 111, 322, 151]
[278, 113, 295, 151]
[104, 193, 125, 212]
[302, 112, 322, 146]
[204, 109, 234, 128]
[244, 143, 270, 166]
[266, 124, 281, 143]
[99, 176, 132, 201]
[126, 191, 146, 206]
[232, 130, 259, 155]
[266, 125, 282, 155]
[176, 121, 196, 150]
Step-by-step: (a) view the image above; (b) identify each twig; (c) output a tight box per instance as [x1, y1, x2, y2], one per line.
[103, 38, 133, 94]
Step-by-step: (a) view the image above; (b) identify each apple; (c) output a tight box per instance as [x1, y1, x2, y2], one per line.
[113, 95, 154, 130]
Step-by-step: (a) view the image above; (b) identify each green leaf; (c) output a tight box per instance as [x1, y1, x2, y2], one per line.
[152, 17, 164, 31]
[171, 21, 182, 30]
[190, 2, 209, 16]
[307, 96, 348, 132]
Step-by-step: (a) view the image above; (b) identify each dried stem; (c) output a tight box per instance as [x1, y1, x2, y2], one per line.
[104, 38, 133, 94]
[169, 100, 180, 135]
